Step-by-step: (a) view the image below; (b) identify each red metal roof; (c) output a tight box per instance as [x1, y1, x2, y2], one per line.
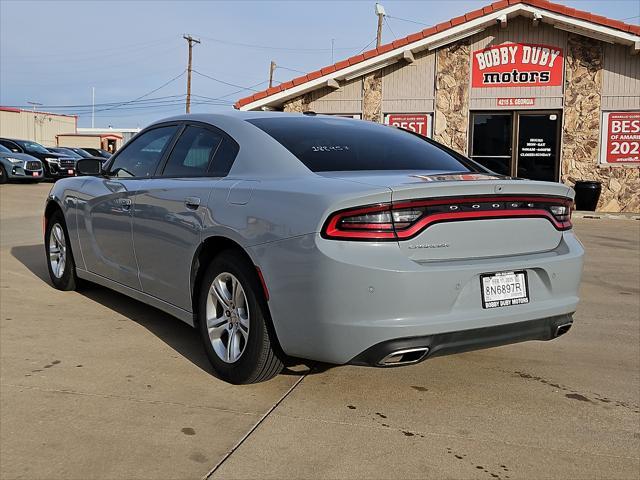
[235, 0, 640, 109]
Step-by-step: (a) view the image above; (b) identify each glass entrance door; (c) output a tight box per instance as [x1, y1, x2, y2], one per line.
[469, 113, 513, 176]
[516, 113, 560, 182]
[469, 111, 561, 182]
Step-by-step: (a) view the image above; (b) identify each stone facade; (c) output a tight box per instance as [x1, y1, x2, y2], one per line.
[282, 95, 309, 113]
[561, 34, 639, 212]
[362, 71, 382, 122]
[434, 41, 471, 154]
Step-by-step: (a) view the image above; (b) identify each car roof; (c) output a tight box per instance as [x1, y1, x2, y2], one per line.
[157, 110, 360, 126]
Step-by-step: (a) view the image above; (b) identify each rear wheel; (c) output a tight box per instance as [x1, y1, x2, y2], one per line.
[198, 250, 283, 384]
[0, 165, 7, 184]
[45, 210, 78, 291]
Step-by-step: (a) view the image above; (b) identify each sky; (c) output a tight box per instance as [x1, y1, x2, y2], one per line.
[1, 0, 638, 128]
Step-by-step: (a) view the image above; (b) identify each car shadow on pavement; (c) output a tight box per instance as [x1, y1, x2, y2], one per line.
[11, 244, 213, 374]
[11, 244, 324, 379]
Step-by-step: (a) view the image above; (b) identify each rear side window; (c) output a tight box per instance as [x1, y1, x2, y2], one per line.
[163, 126, 223, 176]
[209, 137, 239, 177]
[109, 126, 178, 178]
[248, 116, 475, 172]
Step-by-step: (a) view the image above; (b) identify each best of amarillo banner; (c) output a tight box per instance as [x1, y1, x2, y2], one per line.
[472, 43, 563, 88]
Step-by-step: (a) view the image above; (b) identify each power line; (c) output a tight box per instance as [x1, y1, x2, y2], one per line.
[7, 95, 189, 110]
[357, 37, 378, 55]
[194, 34, 360, 53]
[94, 70, 187, 114]
[191, 69, 262, 92]
[3, 37, 177, 61]
[202, 80, 270, 101]
[275, 65, 307, 75]
[385, 14, 430, 27]
[384, 16, 398, 40]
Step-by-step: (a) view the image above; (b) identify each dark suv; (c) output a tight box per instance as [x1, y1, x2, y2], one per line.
[0, 138, 76, 179]
[82, 147, 112, 159]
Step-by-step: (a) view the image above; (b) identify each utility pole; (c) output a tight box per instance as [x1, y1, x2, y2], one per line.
[27, 101, 42, 142]
[91, 87, 95, 128]
[268, 61, 277, 88]
[183, 34, 200, 113]
[375, 3, 386, 48]
[331, 38, 335, 64]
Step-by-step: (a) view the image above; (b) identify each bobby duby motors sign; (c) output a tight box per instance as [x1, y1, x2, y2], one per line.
[472, 43, 563, 88]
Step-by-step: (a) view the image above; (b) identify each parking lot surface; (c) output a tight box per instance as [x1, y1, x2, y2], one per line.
[1, 182, 638, 480]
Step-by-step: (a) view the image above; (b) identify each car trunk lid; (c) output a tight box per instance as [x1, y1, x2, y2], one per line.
[319, 171, 573, 261]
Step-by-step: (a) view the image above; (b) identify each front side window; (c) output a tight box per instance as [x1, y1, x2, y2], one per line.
[248, 116, 478, 173]
[162, 126, 223, 177]
[108, 126, 178, 178]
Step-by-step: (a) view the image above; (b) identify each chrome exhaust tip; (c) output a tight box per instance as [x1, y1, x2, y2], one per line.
[555, 322, 573, 337]
[378, 347, 429, 366]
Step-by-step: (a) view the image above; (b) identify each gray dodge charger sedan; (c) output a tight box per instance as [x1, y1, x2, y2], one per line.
[44, 112, 584, 384]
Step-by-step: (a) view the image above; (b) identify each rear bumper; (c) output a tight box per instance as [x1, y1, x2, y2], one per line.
[350, 313, 573, 367]
[250, 231, 584, 365]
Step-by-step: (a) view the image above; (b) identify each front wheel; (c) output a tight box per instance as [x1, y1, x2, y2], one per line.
[0, 165, 7, 184]
[198, 250, 283, 384]
[45, 210, 79, 291]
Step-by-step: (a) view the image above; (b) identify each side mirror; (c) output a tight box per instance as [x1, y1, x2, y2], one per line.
[76, 158, 103, 176]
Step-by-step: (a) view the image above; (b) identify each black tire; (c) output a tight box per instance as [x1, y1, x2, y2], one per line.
[45, 210, 79, 291]
[198, 250, 283, 384]
[0, 164, 7, 184]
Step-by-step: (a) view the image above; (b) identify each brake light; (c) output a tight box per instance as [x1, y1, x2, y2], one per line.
[322, 196, 573, 241]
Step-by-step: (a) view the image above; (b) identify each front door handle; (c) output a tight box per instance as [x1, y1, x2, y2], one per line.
[116, 198, 132, 210]
[184, 196, 201, 210]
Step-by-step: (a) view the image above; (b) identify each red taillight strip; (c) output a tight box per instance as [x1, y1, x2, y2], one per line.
[323, 203, 397, 239]
[394, 209, 570, 239]
[322, 195, 573, 241]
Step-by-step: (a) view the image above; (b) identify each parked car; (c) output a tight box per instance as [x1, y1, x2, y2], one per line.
[0, 143, 44, 183]
[81, 147, 112, 159]
[0, 138, 75, 180]
[65, 147, 94, 158]
[47, 147, 84, 159]
[44, 112, 584, 384]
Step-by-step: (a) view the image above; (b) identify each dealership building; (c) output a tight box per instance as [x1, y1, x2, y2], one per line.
[235, 0, 640, 212]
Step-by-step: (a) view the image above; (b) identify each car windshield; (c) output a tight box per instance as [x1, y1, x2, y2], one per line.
[248, 116, 479, 173]
[52, 148, 81, 158]
[17, 141, 50, 154]
[0, 144, 11, 153]
[72, 148, 92, 158]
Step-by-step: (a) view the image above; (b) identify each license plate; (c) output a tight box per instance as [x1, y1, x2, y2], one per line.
[68, 169, 74, 175]
[32, 172, 40, 177]
[481, 270, 529, 309]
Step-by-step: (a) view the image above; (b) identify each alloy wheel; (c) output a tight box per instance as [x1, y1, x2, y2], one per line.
[205, 272, 250, 363]
[49, 223, 66, 279]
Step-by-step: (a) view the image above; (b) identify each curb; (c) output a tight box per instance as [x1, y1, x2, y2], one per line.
[573, 211, 640, 221]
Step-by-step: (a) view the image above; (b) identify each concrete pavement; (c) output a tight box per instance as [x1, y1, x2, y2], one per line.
[1, 182, 638, 479]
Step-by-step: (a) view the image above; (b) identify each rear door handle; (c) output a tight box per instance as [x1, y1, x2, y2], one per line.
[184, 196, 201, 210]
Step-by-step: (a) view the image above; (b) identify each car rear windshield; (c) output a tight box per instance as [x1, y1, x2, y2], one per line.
[247, 116, 477, 173]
